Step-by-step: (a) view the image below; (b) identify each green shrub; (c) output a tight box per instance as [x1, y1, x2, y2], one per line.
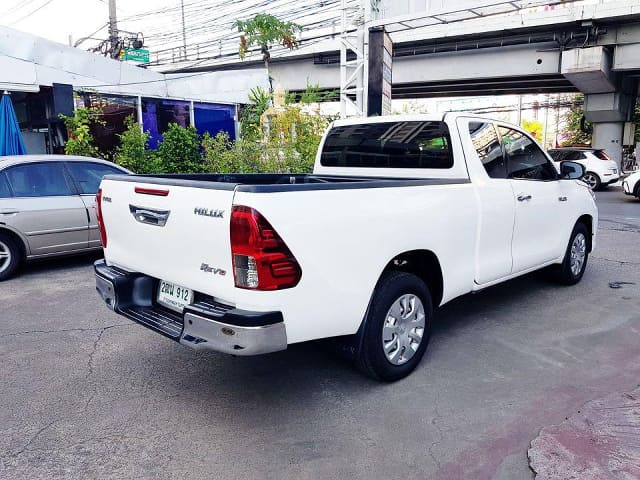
[114, 116, 159, 173]
[202, 131, 263, 173]
[156, 123, 202, 173]
[60, 107, 102, 158]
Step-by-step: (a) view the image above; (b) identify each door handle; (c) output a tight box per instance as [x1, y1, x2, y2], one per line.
[0, 209, 18, 215]
[517, 194, 532, 202]
[558, 196, 567, 202]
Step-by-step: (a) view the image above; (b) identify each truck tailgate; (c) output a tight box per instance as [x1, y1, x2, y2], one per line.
[99, 178, 237, 302]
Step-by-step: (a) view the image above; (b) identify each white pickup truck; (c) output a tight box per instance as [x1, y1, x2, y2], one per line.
[94, 113, 597, 381]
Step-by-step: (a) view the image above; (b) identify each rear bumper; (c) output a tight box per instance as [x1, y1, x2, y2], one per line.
[94, 260, 287, 355]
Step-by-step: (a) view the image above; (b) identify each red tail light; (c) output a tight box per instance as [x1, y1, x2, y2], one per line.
[230, 206, 301, 290]
[96, 188, 107, 248]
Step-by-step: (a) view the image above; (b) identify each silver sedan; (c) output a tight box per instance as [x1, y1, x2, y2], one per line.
[0, 155, 129, 280]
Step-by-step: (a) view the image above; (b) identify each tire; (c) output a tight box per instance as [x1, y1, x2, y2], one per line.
[550, 223, 589, 285]
[581, 171, 601, 191]
[0, 233, 21, 281]
[356, 271, 433, 381]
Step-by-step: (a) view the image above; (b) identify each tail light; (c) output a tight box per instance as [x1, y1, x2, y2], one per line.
[230, 206, 301, 290]
[96, 188, 107, 248]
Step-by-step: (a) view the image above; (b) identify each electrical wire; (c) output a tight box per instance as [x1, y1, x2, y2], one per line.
[8, 0, 56, 25]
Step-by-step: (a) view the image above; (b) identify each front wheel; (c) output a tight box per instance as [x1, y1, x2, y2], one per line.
[356, 272, 433, 381]
[550, 223, 589, 285]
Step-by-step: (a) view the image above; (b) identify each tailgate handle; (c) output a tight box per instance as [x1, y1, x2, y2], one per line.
[129, 205, 170, 227]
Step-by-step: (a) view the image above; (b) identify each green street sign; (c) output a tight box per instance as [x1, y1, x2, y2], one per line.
[120, 48, 150, 63]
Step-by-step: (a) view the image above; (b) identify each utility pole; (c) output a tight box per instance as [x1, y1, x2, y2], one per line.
[108, 0, 119, 58]
[181, 0, 187, 59]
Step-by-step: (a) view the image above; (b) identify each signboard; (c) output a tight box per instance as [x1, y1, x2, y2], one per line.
[120, 48, 150, 63]
[367, 27, 393, 116]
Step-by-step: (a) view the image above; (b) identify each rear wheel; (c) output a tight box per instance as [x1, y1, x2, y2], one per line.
[356, 272, 433, 381]
[0, 233, 21, 281]
[550, 223, 589, 285]
[581, 171, 601, 190]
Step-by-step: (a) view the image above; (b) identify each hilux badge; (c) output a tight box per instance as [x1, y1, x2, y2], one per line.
[194, 207, 224, 218]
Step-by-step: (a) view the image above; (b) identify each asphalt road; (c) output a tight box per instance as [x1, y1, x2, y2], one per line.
[1, 187, 639, 480]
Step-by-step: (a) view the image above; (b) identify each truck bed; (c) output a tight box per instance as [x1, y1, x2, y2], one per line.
[105, 173, 469, 193]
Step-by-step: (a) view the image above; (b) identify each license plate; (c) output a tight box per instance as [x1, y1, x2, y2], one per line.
[157, 280, 193, 313]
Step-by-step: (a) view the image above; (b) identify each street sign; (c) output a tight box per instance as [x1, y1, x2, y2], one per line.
[120, 48, 150, 63]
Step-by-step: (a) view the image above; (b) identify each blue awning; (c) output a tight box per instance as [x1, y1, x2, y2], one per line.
[0, 94, 27, 156]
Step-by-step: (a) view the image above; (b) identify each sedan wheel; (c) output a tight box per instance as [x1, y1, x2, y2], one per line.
[0, 234, 21, 281]
[0, 240, 12, 274]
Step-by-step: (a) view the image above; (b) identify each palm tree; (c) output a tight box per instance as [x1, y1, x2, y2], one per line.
[235, 14, 302, 94]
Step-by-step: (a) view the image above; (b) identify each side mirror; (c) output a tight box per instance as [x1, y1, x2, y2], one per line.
[560, 161, 584, 180]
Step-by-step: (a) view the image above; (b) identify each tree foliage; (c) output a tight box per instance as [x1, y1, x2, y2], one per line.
[521, 119, 543, 141]
[561, 95, 592, 146]
[239, 86, 271, 141]
[60, 107, 103, 158]
[235, 14, 302, 66]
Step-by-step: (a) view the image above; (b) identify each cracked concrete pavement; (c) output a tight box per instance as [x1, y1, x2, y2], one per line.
[0, 188, 639, 479]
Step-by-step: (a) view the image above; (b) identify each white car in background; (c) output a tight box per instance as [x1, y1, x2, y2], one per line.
[548, 147, 619, 190]
[622, 170, 640, 199]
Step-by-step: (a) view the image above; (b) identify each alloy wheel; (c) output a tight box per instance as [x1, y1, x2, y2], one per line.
[570, 233, 587, 277]
[581, 173, 598, 190]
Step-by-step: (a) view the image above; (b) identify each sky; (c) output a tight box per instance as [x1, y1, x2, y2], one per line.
[0, 0, 176, 47]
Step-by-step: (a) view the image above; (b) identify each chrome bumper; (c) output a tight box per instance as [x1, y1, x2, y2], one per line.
[181, 312, 287, 355]
[94, 260, 287, 356]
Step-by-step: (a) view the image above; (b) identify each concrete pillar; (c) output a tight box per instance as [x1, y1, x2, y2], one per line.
[591, 122, 624, 165]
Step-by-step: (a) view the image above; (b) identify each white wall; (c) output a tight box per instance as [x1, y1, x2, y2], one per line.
[0, 26, 269, 104]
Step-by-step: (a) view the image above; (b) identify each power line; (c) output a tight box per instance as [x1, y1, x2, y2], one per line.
[0, 0, 41, 17]
[8, 0, 56, 25]
[8, 0, 57, 25]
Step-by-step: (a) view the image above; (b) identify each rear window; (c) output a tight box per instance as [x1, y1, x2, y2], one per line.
[593, 150, 609, 160]
[320, 121, 453, 169]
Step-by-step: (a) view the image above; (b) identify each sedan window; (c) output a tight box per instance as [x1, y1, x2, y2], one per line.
[66, 161, 125, 194]
[5, 163, 74, 197]
[0, 173, 11, 198]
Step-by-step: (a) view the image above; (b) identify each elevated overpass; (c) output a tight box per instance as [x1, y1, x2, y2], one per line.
[167, 0, 640, 162]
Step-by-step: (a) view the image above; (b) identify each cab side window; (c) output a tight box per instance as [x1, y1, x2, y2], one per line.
[469, 122, 506, 179]
[498, 127, 557, 181]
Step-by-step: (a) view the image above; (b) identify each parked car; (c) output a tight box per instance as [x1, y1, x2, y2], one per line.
[622, 170, 640, 199]
[0, 155, 130, 280]
[94, 114, 597, 381]
[548, 147, 619, 190]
